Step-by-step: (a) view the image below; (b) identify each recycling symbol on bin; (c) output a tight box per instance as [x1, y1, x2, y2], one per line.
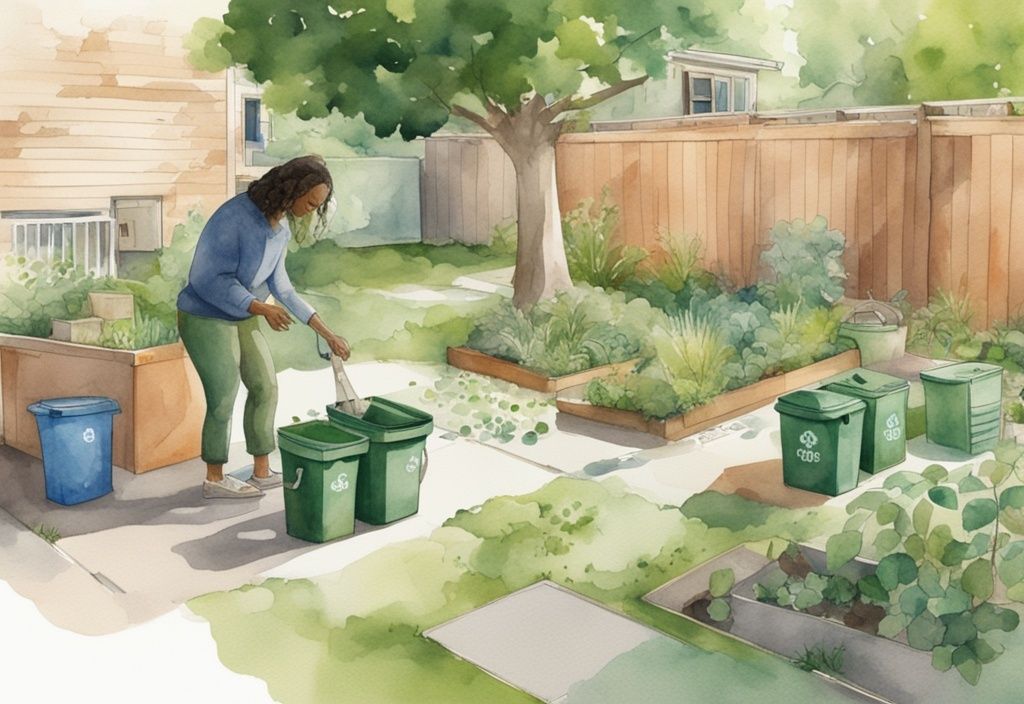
[800, 430, 818, 449]
[884, 413, 902, 442]
[405, 455, 421, 474]
[330, 474, 350, 493]
[82, 427, 96, 444]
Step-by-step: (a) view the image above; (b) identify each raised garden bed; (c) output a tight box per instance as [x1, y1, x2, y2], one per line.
[446, 346, 641, 393]
[555, 348, 861, 441]
[645, 545, 940, 704]
[0, 334, 202, 473]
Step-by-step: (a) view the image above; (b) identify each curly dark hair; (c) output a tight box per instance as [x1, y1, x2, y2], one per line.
[247, 155, 334, 234]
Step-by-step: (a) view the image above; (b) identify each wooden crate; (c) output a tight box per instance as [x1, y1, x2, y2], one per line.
[556, 349, 862, 441]
[446, 346, 641, 393]
[50, 317, 103, 344]
[88, 292, 135, 320]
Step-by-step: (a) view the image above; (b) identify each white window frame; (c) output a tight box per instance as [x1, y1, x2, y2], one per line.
[685, 69, 756, 115]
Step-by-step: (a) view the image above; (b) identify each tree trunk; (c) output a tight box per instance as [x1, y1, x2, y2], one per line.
[507, 139, 573, 309]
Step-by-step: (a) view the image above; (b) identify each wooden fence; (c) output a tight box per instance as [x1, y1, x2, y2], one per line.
[423, 115, 1024, 328]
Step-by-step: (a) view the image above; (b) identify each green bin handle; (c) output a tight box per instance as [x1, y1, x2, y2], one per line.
[420, 447, 429, 483]
[284, 466, 304, 491]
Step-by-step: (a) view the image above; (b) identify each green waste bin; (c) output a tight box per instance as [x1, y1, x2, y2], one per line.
[775, 389, 867, 496]
[825, 368, 910, 473]
[326, 397, 433, 525]
[920, 362, 1003, 455]
[277, 420, 369, 543]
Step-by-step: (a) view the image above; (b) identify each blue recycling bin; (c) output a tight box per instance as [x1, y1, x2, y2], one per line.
[28, 397, 121, 505]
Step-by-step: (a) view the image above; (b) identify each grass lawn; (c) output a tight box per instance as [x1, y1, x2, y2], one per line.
[189, 480, 862, 704]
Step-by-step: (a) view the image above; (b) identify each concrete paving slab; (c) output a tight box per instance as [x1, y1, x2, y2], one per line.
[425, 581, 659, 703]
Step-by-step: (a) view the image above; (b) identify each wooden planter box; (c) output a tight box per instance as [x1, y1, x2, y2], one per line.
[555, 349, 861, 441]
[446, 346, 641, 393]
[0, 334, 203, 473]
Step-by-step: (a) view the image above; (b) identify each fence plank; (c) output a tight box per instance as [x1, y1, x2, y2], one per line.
[717, 140, 733, 275]
[706, 141, 720, 270]
[435, 140, 451, 239]
[817, 140, 832, 222]
[422, 139, 438, 241]
[776, 140, 791, 220]
[667, 142, 684, 237]
[487, 140, 506, 232]
[758, 140, 775, 255]
[686, 141, 700, 240]
[622, 143, 643, 252]
[609, 143, 624, 238]
[913, 109, 933, 308]
[743, 140, 758, 282]
[791, 140, 806, 223]
[654, 142, 669, 249]
[989, 134, 1013, 324]
[857, 139, 873, 298]
[968, 136, 991, 326]
[886, 138, 906, 297]
[871, 139, 888, 298]
[639, 142, 656, 250]
[902, 135, 918, 303]
[831, 139, 847, 235]
[1010, 137, 1024, 318]
[951, 136, 972, 295]
[502, 149, 516, 222]
[805, 140, 820, 222]
[475, 141, 490, 244]
[930, 136, 955, 295]
[730, 139, 747, 281]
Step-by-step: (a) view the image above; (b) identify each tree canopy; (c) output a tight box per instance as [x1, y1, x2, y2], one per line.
[203, 0, 738, 140]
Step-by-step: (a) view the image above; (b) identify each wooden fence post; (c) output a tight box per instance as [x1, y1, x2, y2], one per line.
[914, 106, 933, 309]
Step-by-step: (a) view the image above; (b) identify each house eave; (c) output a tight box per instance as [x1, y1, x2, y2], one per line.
[667, 49, 783, 73]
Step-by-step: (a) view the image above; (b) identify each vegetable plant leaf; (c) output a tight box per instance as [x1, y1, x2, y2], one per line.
[876, 501, 899, 525]
[941, 612, 979, 647]
[931, 645, 955, 672]
[961, 559, 995, 601]
[907, 610, 946, 651]
[898, 585, 929, 619]
[999, 485, 1024, 510]
[709, 568, 735, 598]
[876, 553, 918, 591]
[826, 531, 862, 572]
[923, 464, 950, 484]
[913, 499, 933, 536]
[857, 575, 889, 603]
[873, 528, 902, 554]
[707, 597, 731, 622]
[958, 475, 988, 493]
[980, 459, 1011, 487]
[962, 499, 998, 532]
[933, 587, 972, 617]
[845, 490, 890, 515]
[972, 603, 1020, 633]
[928, 486, 958, 510]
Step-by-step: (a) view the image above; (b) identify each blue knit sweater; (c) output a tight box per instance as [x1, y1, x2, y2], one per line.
[177, 193, 316, 323]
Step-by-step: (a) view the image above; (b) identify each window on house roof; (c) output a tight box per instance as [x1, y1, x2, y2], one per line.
[686, 72, 752, 115]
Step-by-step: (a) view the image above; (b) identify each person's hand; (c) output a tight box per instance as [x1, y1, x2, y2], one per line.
[326, 333, 351, 361]
[250, 301, 293, 331]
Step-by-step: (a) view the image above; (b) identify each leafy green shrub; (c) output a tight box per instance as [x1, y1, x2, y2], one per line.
[466, 286, 659, 377]
[759, 217, 847, 309]
[0, 257, 96, 337]
[585, 370, 682, 419]
[1008, 401, 1024, 425]
[755, 445, 1024, 685]
[653, 311, 733, 408]
[793, 645, 845, 675]
[908, 289, 975, 357]
[562, 189, 648, 289]
[488, 221, 518, 256]
[650, 230, 704, 293]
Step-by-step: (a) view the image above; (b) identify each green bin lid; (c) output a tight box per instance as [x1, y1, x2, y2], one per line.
[920, 362, 1003, 385]
[775, 389, 866, 421]
[826, 368, 910, 399]
[326, 396, 433, 443]
[839, 321, 899, 334]
[277, 420, 369, 462]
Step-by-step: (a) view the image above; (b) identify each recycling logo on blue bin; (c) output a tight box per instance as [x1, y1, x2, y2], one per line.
[330, 473, 350, 493]
[883, 413, 902, 442]
[82, 427, 95, 444]
[797, 430, 821, 463]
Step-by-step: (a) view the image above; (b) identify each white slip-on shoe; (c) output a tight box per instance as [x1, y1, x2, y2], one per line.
[247, 470, 283, 490]
[203, 475, 264, 499]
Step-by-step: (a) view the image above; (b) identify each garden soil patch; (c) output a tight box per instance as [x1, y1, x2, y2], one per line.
[707, 459, 830, 509]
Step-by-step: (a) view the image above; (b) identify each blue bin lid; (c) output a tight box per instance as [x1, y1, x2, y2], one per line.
[28, 396, 121, 417]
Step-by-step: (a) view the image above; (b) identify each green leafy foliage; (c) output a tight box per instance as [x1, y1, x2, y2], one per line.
[563, 190, 648, 289]
[908, 289, 975, 358]
[466, 285, 657, 377]
[792, 644, 846, 675]
[709, 568, 735, 598]
[758, 217, 847, 309]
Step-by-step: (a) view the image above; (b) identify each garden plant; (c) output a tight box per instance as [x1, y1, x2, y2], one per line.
[708, 443, 1024, 686]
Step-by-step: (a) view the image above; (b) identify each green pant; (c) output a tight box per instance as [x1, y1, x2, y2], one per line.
[178, 311, 278, 464]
